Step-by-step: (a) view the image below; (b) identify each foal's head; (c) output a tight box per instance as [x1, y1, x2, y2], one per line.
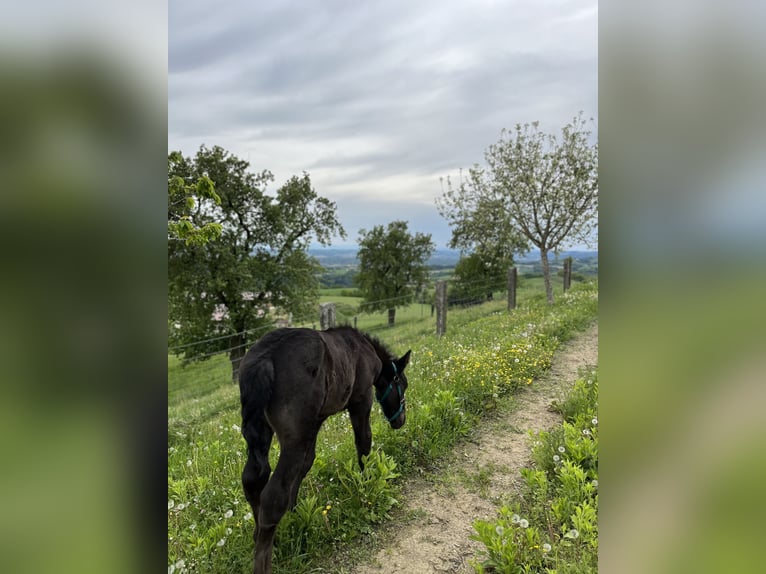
[375, 350, 411, 429]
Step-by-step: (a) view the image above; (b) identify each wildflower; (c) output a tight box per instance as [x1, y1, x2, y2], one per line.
[542, 543, 552, 553]
[176, 503, 186, 511]
[592, 417, 598, 426]
[592, 480, 598, 487]
[224, 509, 233, 519]
[514, 358, 520, 363]
[558, 446, 565, 453]
[519, 519, 529, 528]
[582, 429, 591, 436]
[217, 538, 226, 547]
[226, 528, 232, 535]
[186, 459, 192, 467]
[168, 500, 175, 510]
[189, 523, 196, 531]
[231, 424, 241, 432]
[495, 525, 505, 536]
[553, 455, 560, 462]
[244, 512, 253, 521]
[564, 529, 579, 539]
[511, 514, 520, 524]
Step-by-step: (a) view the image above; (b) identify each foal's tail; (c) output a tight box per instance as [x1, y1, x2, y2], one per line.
[238, 356, 275, 471]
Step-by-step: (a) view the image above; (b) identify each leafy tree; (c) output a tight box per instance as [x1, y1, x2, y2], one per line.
[355, 221, 435, 326]
[437, 169, 529, 274]
[168, 151, 222, 245]
[168, 145, 345, 380]
[450, 252, 508, 305]
[438, 114, 598, 303]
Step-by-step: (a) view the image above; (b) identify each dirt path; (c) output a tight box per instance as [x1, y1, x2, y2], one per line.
[351, 322, 598, 574]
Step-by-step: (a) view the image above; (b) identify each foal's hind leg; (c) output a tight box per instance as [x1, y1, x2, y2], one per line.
[241, 422, 273, 566]
[253, 440, 317, 574]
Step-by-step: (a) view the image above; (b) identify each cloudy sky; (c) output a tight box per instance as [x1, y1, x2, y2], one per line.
[169, 0, 597, 249]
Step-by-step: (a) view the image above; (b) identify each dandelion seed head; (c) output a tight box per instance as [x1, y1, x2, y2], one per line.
[558, 446, 565, 453]
[553, 455, 560, 462]
[542, 543, 552, 553]
[224, 509, 233, 519]
[217, 538, 226, 547]
[519, 519, 529, 528]
[495, 525, 504, 536]
[511, 514, 520, 524]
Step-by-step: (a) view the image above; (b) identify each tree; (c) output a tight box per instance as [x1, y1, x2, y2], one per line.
[450, 252, 507, 305]
[168, 145, 345, 380]
[355, 221, 435, 326]
[437, 169, 529, 272]
[438, 114, 598, 303]
[168, 151, 223, 245]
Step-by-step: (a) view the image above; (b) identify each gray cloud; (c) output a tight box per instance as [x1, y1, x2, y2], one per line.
[169, 0, 597, 247]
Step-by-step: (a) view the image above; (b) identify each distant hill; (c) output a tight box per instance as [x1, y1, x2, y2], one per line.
[309, 247, 462, 268]
[310, 247, 597, 270]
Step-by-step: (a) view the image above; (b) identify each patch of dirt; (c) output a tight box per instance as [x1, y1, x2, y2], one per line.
[351, 323, 598, 573]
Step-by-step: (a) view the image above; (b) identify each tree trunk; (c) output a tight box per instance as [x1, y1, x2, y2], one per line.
[540, 248, 554, 304]
[387, 308, 396, 326]
[229, 333, 247, 383]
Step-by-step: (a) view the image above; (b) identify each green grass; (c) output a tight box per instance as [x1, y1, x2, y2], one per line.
[168, 279, 598, 573]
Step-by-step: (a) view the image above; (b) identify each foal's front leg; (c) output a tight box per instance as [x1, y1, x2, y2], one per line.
[348, 403, 372, 471]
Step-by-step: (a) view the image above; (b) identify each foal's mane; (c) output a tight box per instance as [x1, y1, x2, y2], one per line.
[360, 331, 395, 362]
[329, 326, 394, 361]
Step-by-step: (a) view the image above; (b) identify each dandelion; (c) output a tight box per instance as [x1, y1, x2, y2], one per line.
[582, 429, 591, 436]
[553, 455, 560, 462]
[217, 538, 226, 547]
[514, 358, 520, 363]
[224, 509, 233, 519]
[186, 460, 192, 467]
[519, 519, 529, 528]
[176, 503, 186, 511]
[511, 514, 520, 524]
[542, 543, 552, 553]
[592, 417, 598, 426]
[495, 525, 505, 536]
[558, 446, 565, 453]
[565, 529, 579, 539]
[168, 500, 175, 510]
[592, 480, 598, 488]
[231, 424, 241, 432]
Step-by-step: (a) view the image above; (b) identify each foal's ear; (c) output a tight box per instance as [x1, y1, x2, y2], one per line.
[396, 350, 412, 372]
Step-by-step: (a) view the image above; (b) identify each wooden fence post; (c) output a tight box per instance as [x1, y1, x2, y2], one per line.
[563, 257, 572, 292]
[435, 281, 447, 337]
[319, 303, 336, 330]
[507, 267, 517, 311]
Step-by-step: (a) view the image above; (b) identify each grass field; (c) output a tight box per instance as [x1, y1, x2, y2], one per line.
[168, 277, 597, 573]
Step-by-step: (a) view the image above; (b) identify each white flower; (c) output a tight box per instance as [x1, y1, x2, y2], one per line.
[514, 358, 520, 363]
[495, 525, 505, 536]
[168, 500, 175, 510]
[226, 528, 232, 535]
[189, 523, 196, 531]
[244, 512, 253, 521]
[168, 565, 175, 574]
[542, 543, 552, 553]
[565, 529, 579, 539]
[558, 446, 565, 453]
[519, 519, 529, 528]
[224, 509, 233, 519]
[592, 417, 598, 426]
[553, 455, 560, 462]
[582, 429, 591, 436]
[231, 424, 241, 431]
[176, 503, 186, 511]
[174, 560, 185, 570]
[186, 459, 192, 467]
[217, 538, 226, 547]
[511, 514, 520, 524]
[592, 480, 598, 487]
